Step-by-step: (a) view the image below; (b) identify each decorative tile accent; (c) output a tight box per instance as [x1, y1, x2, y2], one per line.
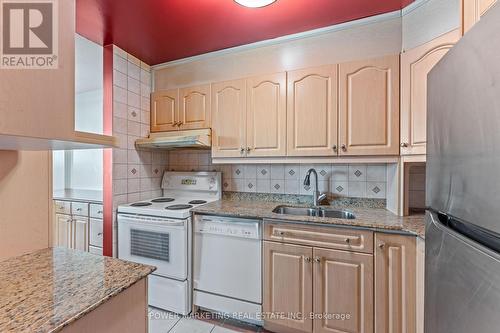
[319, 170, 327, 177]
[336, 185, 345, 192]
[367, 182, 386, 199]
[349, 165, 367, 181]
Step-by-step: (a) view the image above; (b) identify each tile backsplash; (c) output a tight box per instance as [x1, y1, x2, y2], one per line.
[168, 151, 389, 199]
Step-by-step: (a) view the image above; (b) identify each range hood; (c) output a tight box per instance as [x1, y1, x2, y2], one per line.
[135, 128, 211, 150]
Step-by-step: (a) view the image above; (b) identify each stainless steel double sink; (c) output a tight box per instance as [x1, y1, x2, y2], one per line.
[272, 205, 356, 220]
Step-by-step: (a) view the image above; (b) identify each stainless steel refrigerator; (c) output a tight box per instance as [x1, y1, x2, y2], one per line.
[425, 3, 500, 333]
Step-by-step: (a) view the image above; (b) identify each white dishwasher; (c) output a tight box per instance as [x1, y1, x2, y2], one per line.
[193, 214, 262, 324]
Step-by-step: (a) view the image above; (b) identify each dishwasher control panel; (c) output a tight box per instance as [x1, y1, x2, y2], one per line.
[194, 215, 261, 239]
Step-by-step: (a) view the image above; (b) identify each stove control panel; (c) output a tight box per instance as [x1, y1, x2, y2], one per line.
[194, 215, 261, 240]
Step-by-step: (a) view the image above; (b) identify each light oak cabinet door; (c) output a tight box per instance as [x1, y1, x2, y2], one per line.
[401, 30, 460, 155]
[211, 79, 247, 158]
[339, 55, 400, 156]
[287, 65, 338, 157]
[179, 84, 211, 130]
[73, 217, 89, 252]
[263, 241, 313, 333]
[55, 214, 72, 249]
[463, 0, 498, 33]
[151, 89, 179, 132]
[375, 233, 417, 333]
[313, 248, 373, 333]
[246, 72, 287, 157]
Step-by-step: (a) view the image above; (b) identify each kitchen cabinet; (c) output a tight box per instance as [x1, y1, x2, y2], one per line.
[463, 0, 498, 33]
[73, 216, 89, 252]
[263, 241, 313, 333]
[151, 89, 179, 132]
[338, 55, 400, 156]
[246, 73, 287, 157]
[55, 214, 72, 249]
[53, 201, 102, 254]
[374, 233, 417, 333]
[287, 65, 338, 157]
[54, 213, 88, 251]
[401, 30, 460, 155]
[211, 79, 247, 158]
[263, 222, 420, 333]
[313, 248, 373, 333]
[179, 85, 211, 130]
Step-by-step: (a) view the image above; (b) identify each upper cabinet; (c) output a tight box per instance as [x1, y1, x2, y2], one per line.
[151, 89, 179, 132]
[179, 85, 211, 130]
[247, 73, 287, 157]
[287, 66, 338, 157]
[151, 84, 211, 132]
[401, 30, 460, 155]
[154, 55, 402, 159]
[212, 74, 287, 158]
[463, 0, 498, 33]
[211, 79, 247, 158]
[338, 55, 400, 156]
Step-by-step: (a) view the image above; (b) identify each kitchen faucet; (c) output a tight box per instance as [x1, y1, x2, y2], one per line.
[304, 168, 327, 206]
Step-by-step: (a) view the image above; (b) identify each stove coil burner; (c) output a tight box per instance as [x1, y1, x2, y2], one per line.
[188, 200, 207, 205]
[151, 198, 175, 203]
[130, 202, 152, 207]
[165, 204, 193, 210]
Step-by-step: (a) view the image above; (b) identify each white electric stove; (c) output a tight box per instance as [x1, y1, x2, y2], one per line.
[117, 171, 221, 315]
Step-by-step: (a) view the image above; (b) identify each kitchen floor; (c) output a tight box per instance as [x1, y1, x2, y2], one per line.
[149, 308, 271, 333]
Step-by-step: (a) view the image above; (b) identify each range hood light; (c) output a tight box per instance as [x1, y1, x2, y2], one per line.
[234, 0, 277, 8]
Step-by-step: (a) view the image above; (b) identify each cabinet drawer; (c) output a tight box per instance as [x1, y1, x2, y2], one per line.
[264, 222, 374, 254]
[72, 202, 89, 216]
[90, 203, 104, 219]
[89, 246, 103, 256]
[54, 200, 71, 215]
[90, 218, 103, 247]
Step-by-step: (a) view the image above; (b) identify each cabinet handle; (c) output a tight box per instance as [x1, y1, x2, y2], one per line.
[274, 231, 285, 236]
[332, 145, 338, 152]
[400, 142, 408, 148]
[345, 238, 351, 244]
[177, 122, 183, 127]
[378, 242, 386, 249]
[341, 144, 347, 152]
[246, 147, 251, 152]
[304, 256, 312, 263]
[98, 232, 103, 236]
[240, 147, 245, 154]
[97, 210, 103, 214]
[76, 208, 82, 212]
[314, 257, 321, 263]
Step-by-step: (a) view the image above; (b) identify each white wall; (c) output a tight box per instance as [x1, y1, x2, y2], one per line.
[70, 149, 103, 190]
[75, 34, 103, 134]
[154, 11, 402, 89]
[402, 0, 461, 51]
[52, 151, 65, 190]
[75, 90, 104, 135]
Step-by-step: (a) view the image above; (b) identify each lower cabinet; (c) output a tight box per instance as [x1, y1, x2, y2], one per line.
[54, 213, 89, 251]
[313, 248, 373, 333]
[263, 242, 313, 333]
[263, 224, 420, 333]
[53, 201, 103, 254]
[374, 233, 417, 333]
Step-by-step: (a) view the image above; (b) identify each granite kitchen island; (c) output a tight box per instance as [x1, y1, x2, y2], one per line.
[0, 247, 155, 333]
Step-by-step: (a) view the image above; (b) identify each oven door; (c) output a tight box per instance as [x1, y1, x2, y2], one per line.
[117, 213, 188, 280]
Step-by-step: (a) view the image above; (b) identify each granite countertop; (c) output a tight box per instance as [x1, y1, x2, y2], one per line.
[53, 189, 103, 203]
[0, 248, 155, 333]
[192, 198, 426, 238]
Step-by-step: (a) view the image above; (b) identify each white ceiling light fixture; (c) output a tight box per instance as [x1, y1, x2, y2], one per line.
[234, 0, 277, 8]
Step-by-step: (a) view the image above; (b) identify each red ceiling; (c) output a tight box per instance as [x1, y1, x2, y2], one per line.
[76, 0, 413, 66]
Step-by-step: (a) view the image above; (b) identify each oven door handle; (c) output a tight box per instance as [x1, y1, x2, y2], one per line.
[117, 213, 186, 227]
